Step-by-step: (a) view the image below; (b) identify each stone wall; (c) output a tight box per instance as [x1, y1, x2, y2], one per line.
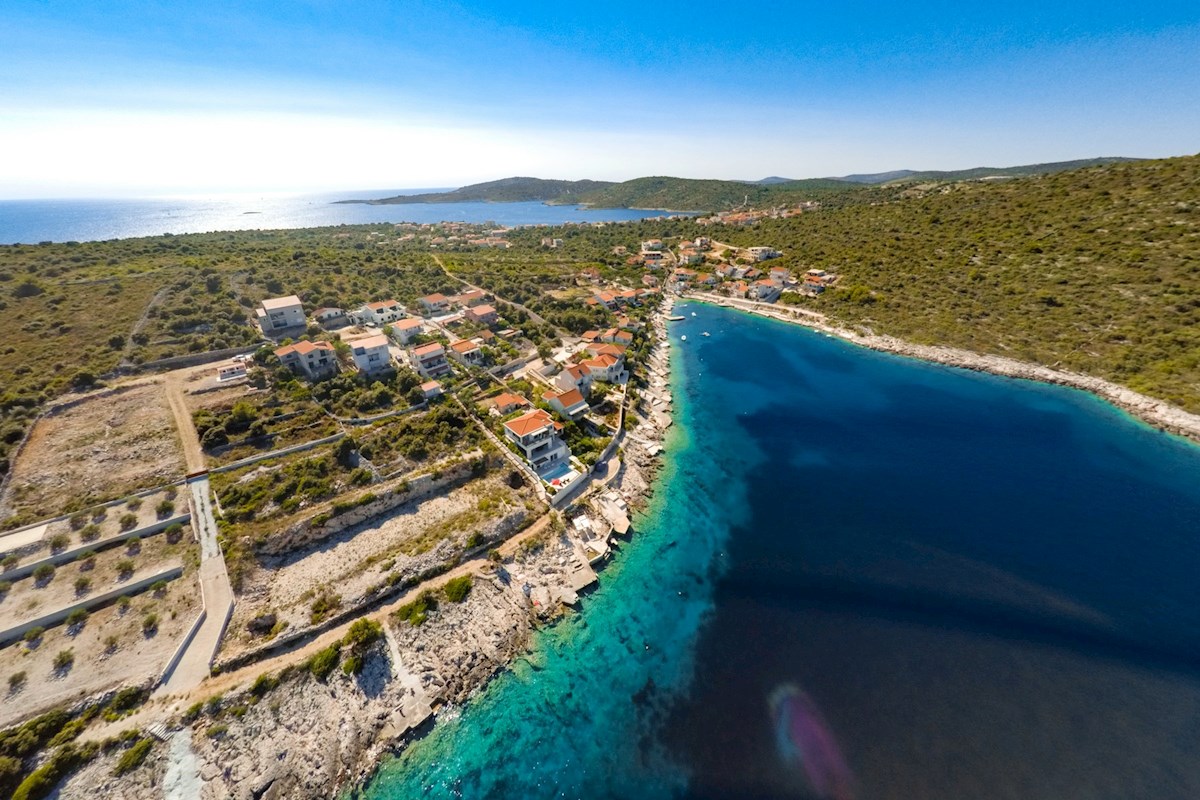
[255, 455, 498, 556]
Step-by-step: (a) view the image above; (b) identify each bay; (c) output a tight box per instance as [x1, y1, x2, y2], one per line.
[364, 302, 1200, 799]
[0, 193, 674, 244]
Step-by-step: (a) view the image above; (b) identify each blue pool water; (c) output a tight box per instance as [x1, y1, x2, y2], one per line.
[363, 302, 1200, 799]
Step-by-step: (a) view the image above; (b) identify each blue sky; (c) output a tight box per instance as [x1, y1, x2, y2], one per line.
[2, 1, 1198, 197]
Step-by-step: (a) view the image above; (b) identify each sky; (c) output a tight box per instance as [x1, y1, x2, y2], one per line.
[1, 0, 1198, 198]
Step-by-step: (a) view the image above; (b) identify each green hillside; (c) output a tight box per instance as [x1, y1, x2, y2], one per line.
[341, 177, 615, 204]
[714, 155, 1200, 410]
[559, 176, 859, 211]
[836, 157, 1141, 184]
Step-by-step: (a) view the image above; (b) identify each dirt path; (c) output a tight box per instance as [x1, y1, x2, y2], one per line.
[79, 513, 552, 741]
[162, 370, 206, 473]
[430, 253, 564, 336]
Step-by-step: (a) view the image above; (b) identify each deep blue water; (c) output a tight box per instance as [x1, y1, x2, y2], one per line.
[0, 193, 673, 244]
[364, 302, 1200, 799]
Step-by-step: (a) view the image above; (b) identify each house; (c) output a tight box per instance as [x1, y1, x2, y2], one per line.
[677, 245, 704, 265]
[581, 354, 626, 383]
[599, 328, 633, 345]
[347, 334, 392, 374]
[585, 342, 627, 360]
[356, 300, 404, 326]
[543, 388, 589, 420]
[750, 279, 782, 303]
[616, 315, 643, 331]
[454, 289, 489, 307]
[464, 304, 499, 326]
[503, 409, 571, 473]
[490, 392, 531, 416]
[594, 291, 618, 309]
[421, 380, 443, 400]
[641, 274, 659, 287]
[257, 295, 305, 334]
[617, 289, 641, 306]
[694, 236, 711, 250]
[449, 339, 483, 366]
[580, 330, 601, 343]
[748, 246, 781, 261]
[673, 268, 697, 283]
[541, 237, 564, 248]
[275, 340, 338, 379]
[579, 267, 602, 283]
[727, 280, 749, 298]
[409, 342, 451, 379]
[389, 317, 424, 344]
[769, 266, 791, 287]
[640, 239, 664, 253]
[216, 361, 247, 382]
[312, 307, 345, 326]
[556, 363, 595, 396]
[418, 293, 451, 314]
[695, 273, 717, 286]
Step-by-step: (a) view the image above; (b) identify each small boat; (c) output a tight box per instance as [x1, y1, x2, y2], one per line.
[691, 312, 697, 317]
[680, 335, 687, 341]
[702, 331, 710, 337]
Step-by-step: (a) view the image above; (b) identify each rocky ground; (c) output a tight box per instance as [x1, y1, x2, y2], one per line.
[1, 384, 185, 524]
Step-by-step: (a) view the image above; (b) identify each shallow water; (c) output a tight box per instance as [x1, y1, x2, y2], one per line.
[365, 302, 1200, 799]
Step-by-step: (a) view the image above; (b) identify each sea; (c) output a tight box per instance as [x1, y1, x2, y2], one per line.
[362, 302, 1200, 799]
[0, 192, 674, 244]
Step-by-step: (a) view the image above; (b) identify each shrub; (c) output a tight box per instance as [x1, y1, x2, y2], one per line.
[8, 671, 26, 691]
[48, 534, 69, 553]
[53, 649, 75, 671]
[142, 613, 159, 636]
[115, 560, 135, 580]
[205, 724, 228, 739]
[32, 563, 55, 584]
[465, 532, 485, 549]
[1, 554, 17, 570]
[0, 580, 10, 595]
[78, 551, 96, 571]
[68, 512, 88, 530]
[125, 497, 142, 511]
[342, 618, 383, 652]
[119, 513, 138, 532]
[11, 743, 89, 800]
[23, 626, 45, 643]
[116, 596, 131, 613]
[443, 575, 473, 603]
[156, 499, 175, 518]
[181, 702, 203, 723]
[104, 687, 147, 719]
[164, 522, 184, 543]
[74, 576, 91, 595]
[204, 694, 223, 715]
[249, 672, 279, 699]
[393, 590, 436, 627]
[104, 635, 119, 653]
[65, 609, 88, 630]
[309, 589, 341, 624]
[126, 536, 141, 554]
[306, 643, 341, 681]
[341, 655, 363, 675]
[113, 737, 153, 776]
[150, 580, 168, 596]
[80, 524, 101, 542]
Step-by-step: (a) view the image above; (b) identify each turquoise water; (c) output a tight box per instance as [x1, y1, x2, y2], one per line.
[364, 302, 1200, 799]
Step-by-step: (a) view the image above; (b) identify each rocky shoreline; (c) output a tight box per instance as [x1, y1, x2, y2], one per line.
[52, 297, 679, 800]
[690, 293, 1200, 445]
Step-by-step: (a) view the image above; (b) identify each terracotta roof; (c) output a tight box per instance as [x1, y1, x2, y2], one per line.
[421, 293, 449, 303]
[421, 380, 441, 391]
[544, 387, 586, 408]
[451, 340, 480, 353]
[412, 343, 444, 356]
[492, 392, 530, 409]
[348, 334, 388, 350]
[393, 318, 422, 330]
[504, 408, 558, 436]
[366, 300, 399, 310]
[275, 340, 334, 357]
[469, 304, 497, 316]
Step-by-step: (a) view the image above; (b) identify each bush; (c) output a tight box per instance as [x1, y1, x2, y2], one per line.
[65, 609, 88, 629]
[126, 536, 141, 554]
[113, 737, 153, 776]
[164, 522, 184, 543]
[306, 643, 341, 681]
[156, 499, 175, 518]
[47, 534, 69, 553]
[115, 560, 135, 580]
[341, 655, 363, 675]
[104, 687, 147, 719]
[117, 596, 132, 613]
[11, 744, 89, 800]
[32, 563, 55, 584]
[205, 724, 228, 739]
[78, 551, 96, 571]
[74, 576, 91, 595]
[125, 497, 142, 511]
[182, 702, 203, 723]
[465, 532, 485, 549]
[68, 512, 88, 530]
[342, 618, 383, 652]
[24, 626, 45, 643]
[53, 649, 74, 671]
[249, 672, 279, 699]
[118, 513, 138, 532]
[80, 524, 101, 543]
[443, 575, 473, 603]
[142, 613, 159, 636]
[0, 580, 10, 595]
[1, 554, 17, 570]
[393, 590, 436, 627]
[309, 589, 341, 624]
[8, 671, 26, 691]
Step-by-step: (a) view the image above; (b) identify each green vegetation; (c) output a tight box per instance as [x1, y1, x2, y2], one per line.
[393, 590, 437, 627]
[309, 588, 342, 624]
[344, 177, 615, 205]
[443, 575, 473, 603]
[112, 737, 153, 776]
[306, 643, 341, 681]
[249, 672, 279, 699]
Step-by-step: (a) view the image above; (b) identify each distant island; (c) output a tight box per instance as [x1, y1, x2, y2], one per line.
[338, 158, 1140, 212]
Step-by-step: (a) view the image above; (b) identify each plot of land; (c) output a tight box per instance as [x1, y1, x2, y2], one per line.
[2, 384, 186, 525]
[224, 472, 535, 659]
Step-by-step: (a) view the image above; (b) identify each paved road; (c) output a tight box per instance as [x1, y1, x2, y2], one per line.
[159, 477, 234, 693]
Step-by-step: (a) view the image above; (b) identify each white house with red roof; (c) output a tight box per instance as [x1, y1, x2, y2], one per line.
[418, 293, 451, 314]
[503, 409, 571, 472]
[464, 304, 499, 326]
[356, 300, 404, 326]
[388, 317, 424, 344]
[275, 340, 338, 379]
[449, 339, 484, 366]
[409, 342, 451, 378]
[257, 295, 305, 334]
[543, 387, 589, 420]
[555, 363, 595, 396]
